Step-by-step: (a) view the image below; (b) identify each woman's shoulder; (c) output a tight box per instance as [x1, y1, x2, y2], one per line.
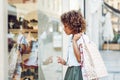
[77, 34, 89, 44]
[82, 34, 90, 42]
[82, 34, 89, 39]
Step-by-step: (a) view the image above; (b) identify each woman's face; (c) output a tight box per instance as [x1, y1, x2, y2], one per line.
[63, 23, 73, 35]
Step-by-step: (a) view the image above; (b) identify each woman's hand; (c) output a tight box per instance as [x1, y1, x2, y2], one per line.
[73, 33, 82, 42]
[57, 56, 66, 65]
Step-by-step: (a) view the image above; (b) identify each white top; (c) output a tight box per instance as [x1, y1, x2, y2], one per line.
[66, 34, 89, 67]
[17, 34, 27, 44]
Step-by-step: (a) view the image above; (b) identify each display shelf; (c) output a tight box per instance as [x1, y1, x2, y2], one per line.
[102, 43, 120, 50]
[9, 29, 38, 33]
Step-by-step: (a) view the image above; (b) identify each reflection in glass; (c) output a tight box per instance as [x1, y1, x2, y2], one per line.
[38, 1, 63, 79]
[8, 1, 38, 80]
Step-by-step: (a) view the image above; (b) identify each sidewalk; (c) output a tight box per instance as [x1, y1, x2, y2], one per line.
[100, 50, 120, 80]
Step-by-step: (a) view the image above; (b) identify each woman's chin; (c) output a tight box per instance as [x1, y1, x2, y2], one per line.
[66, 33, 71, 35]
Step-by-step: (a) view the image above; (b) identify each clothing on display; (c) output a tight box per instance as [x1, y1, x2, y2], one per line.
[25, 41, 38, 66]
[17, 33, 28, 45]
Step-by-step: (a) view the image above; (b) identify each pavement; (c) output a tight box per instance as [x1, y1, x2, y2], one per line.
[100, 50, 120, 80]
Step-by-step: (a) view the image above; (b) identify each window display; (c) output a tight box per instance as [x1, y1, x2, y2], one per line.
[8, 1, 38, 80]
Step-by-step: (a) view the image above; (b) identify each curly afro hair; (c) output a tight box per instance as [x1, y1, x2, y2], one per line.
[61, 10, 86, 33]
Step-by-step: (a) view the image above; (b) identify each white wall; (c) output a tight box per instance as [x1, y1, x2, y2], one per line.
[85, 0, 103, 48]
[70, 0, 79, 10]
[78, 0, 84, 16]
[61, 0, 70, 78]
[0, 0, 8, 80]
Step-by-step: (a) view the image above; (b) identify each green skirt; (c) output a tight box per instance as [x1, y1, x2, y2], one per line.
[64, 66, 83, 80]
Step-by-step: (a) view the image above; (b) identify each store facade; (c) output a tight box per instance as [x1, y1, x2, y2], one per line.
[0, 0, 83, 79]
[1, 0, 117, 80]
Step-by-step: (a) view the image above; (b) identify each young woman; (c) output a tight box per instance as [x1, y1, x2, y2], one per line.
[57, 10, 86, 80]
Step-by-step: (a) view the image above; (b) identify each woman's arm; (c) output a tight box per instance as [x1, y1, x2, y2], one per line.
[72, 33, 82, 63]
